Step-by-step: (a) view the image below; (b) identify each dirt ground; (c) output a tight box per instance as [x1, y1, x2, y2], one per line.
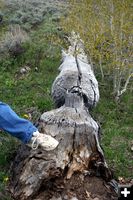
[34, 173, 118, 200]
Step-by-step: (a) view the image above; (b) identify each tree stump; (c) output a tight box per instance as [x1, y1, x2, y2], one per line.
[9, 32, 113, 200]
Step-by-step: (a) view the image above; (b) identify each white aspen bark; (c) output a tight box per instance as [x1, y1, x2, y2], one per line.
[117, 70, 133, 97]
[99, 54, 104, 80]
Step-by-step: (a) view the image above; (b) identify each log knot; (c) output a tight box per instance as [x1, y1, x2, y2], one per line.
[65, 86, 83, 108]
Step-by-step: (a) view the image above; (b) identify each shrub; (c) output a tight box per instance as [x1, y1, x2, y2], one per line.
[4, 0, 65, 29]
[0, 24, 29, 57]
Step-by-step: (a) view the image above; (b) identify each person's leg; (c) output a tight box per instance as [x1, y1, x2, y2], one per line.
[0, 102, 37, 143]
[0, 102, 59, 150]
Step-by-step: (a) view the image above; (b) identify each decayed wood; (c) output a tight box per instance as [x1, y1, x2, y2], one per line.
[9, 32, 111, 200]
[52, 32, 99, 109]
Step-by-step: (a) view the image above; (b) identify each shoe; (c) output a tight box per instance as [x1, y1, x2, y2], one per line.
[29, 131, 59, 151]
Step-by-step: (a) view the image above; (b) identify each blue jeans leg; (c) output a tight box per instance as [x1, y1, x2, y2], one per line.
[0, 102, 37, 143]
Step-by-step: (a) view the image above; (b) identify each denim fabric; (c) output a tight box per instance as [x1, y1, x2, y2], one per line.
[0, 102, 37, 143]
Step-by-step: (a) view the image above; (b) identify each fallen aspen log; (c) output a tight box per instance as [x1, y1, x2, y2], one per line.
[52, 32, 99, 109]
[9, 32, 113, 200]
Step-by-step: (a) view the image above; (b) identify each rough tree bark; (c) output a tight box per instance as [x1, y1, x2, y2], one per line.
[9, 32, 112, 200]
[52, 32, 99, 109]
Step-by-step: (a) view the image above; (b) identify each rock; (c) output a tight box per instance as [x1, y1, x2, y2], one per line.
[20, 66, 31, 74]
[20, 68, 27, 74]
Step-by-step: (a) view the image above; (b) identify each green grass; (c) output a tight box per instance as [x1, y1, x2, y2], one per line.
[92, 80, 133, 179]
[0, 133, 17, 200]
[0, 57, 59, 111]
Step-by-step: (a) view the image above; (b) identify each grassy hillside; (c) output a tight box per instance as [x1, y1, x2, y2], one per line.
[0, 1, 132, 199]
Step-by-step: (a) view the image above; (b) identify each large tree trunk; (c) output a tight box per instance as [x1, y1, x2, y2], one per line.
[9, 32, 113, 200]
